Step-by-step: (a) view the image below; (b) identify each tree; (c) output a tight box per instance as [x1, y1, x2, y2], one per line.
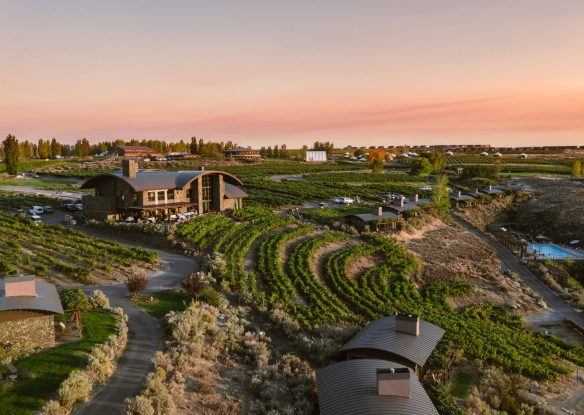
[2, 134, 19, 175]
[426, 152, 445, 173]
[273, 145, 280, 159]
[190, 136, 198, 154]
[50, 138, 62, 158]
[312, 141, 335, 157]
[0, 259, 17, 277]
[410, 157, 433, 176]
[571, 160, 583, 177]
[432, 175, 450, 217]
[60, 288, 93, 331]
[280, 144, 289, 159]
[125, 275, 148, 296]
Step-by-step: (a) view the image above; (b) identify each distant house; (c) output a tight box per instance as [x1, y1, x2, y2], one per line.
[81, 160, 247, 220]
[110, 146, 157, 158]
[386, 196, 430, 219]
[305, 150, 327, 162]
[0, 275, 64, 349]
[223, 146, 261, 161]
[345, 207, 400, 233]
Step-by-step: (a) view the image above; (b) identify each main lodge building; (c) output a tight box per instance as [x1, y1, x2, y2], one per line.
[81, 160, 247, 220]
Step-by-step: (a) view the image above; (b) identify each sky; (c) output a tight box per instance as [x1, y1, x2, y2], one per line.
[1, 0, 584, 148]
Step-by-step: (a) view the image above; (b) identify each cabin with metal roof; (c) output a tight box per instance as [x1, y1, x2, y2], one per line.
[344, 207, 400, 233]
[316, 359, 439, 415]
[0, 275, 64, 349]
[81, 159, 247, 220]
[339, 314, 445, 375]
[450, 191, 477, 208]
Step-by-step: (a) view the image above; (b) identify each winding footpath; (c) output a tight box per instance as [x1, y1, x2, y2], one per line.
[455, 217, 584, 329]
[78, 246, 198, 415]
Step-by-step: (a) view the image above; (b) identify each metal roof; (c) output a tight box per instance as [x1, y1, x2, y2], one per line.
[340, 316, 445, 367]
[81, 170, 244, 192]
[112, 146, 154, 151]
[317, 359, 439, 415]
[450, 194, 476, 201]
[347, 212, 399, 223]
[224, 183, 248, 199]
[480, 188, 504, 195]
[0, 278, 64, 314]
[386, 202, 422, 213]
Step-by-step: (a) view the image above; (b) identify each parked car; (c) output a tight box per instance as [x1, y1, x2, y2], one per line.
[334, 197, 354, 205]
[318, 202, 329, 208]
[124, 216, 135, 222]
[419, 185, 432, 191]
[29, 206, 44, 215]
[43, 205, 54, 213]
[63, 203, 76, 211]
[29, 214, 43, 225]
[74, 203, 83, 211]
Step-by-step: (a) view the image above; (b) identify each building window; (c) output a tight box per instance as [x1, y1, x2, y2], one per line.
[167, 189, 175, 200]
[147, 192, 155, 202]
[133, 193, 138, 206]
[157, 191, 165, 203]
[202, 175, 213, 213]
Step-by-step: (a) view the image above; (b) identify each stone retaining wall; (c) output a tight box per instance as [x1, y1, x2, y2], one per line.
[0, 311, 55, 348]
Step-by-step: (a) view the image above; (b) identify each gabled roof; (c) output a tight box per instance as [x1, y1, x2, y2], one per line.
[317, 359, 439, 415]
[340, 316, 445, 367]
[450, 194, 476, 201]
[81, 170, 243, 192]
[0, 277, 64, 314]
[346, 212, 399, 223]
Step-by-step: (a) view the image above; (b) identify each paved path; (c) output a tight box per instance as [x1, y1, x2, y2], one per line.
[76, 244, 198, 415]
[455, 217, 584, 328]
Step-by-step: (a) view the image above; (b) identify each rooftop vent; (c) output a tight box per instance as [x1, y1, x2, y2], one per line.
[4, 275, 36, 297]
[413, 194, 419, 202]
[395, 313, 419, 336]
[457, 190, 462, 198]
[399, 197, 405, 207]
[377, 368, 410, 398]
[122, 159, 138, 178]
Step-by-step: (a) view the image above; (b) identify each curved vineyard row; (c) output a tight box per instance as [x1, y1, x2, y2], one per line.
[175, 214, 234, 251]
[285, 232, 358, 325]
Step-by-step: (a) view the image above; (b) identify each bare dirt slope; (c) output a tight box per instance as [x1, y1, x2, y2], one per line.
[515, 176, 584, 242]
[399, 221, 537, 312]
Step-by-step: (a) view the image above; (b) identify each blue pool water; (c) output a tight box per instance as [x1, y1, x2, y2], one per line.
[528, 243, 584, 260]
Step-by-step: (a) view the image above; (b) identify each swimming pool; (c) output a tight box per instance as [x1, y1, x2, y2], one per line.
[527, 243, 584, 260]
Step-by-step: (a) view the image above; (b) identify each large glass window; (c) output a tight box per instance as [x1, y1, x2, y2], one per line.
[147, 192, 155, 202]
[202, 175, 213, 213]
[167, 189, 175, 200]
[157, 191, 165, 203]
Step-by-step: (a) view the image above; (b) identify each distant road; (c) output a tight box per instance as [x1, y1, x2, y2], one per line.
[455, 217, 584, 329]
[0, 185, 84, 200]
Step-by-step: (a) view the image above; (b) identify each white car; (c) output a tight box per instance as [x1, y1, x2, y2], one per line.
[29, 214, 43, 225]
[335, 197, 355, 205]
[29, 206, 44, 215]
[419, 185, 432, 191]
[74, 203, 83, 211]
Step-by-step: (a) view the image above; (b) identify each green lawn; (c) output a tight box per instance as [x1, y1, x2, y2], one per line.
[132, 291, 192, 318]
[0, 311, 118, 415]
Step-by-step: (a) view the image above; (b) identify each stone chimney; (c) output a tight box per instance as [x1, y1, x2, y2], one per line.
[395, 313, 420, 336]
[201, 165, 205, 171]
[4, 275, 36, 297]
[377, 368, 410, 398]
[488, 184, 492, 191]
[372, 206, 383, 216]
[475, 187, 480, 195]
[457, 190, 462, 198]
[122, 159, 138, 178]
[414, 194, 419, 202]
[400, 197, 405, 207]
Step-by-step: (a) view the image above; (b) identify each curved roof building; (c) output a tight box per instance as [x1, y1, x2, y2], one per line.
[340, 314, 445, 369]
[317, 359, 439, 415]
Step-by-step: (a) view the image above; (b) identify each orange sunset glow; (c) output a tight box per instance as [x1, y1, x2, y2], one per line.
[1, 1, 584, 147]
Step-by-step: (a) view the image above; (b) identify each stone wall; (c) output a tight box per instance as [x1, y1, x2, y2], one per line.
[0, 311, 55, 349]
